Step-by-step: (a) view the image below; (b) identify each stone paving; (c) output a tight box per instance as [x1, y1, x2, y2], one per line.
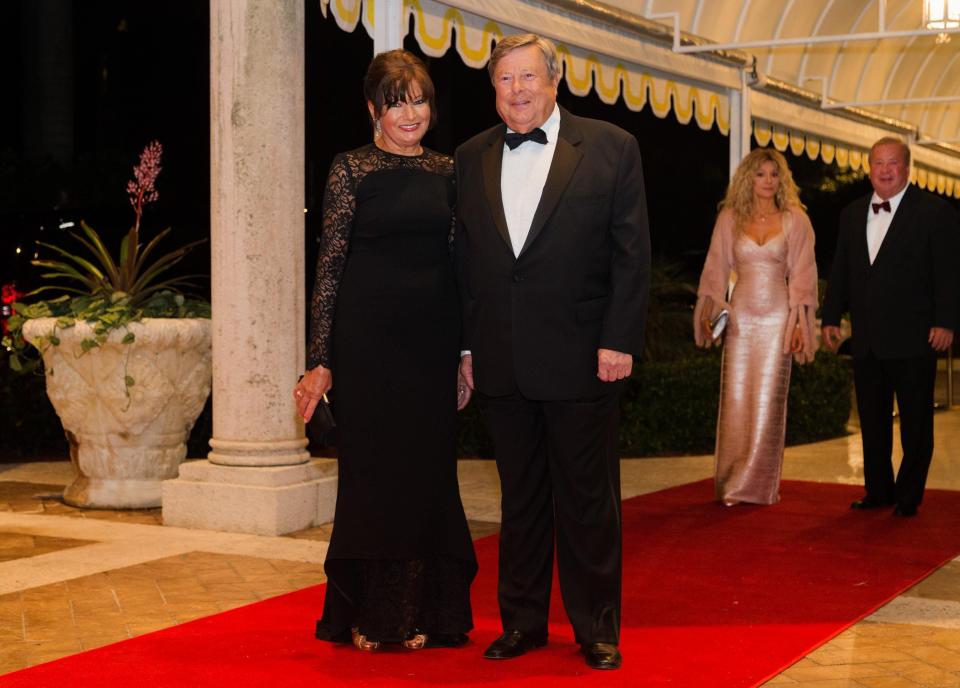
[2, 409, 960, 683]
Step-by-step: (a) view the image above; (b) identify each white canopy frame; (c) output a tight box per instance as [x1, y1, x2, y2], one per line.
[651, 0, 960, 53]
[320, 0, 960, 197]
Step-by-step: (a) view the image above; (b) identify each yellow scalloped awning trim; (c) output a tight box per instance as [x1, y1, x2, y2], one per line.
[323, 0, 730, 134]
[753, 121, 959, 199]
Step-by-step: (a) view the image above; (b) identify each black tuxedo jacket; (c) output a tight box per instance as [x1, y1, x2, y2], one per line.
[821, 184, 960, 359]
[454, 107, 651, 400]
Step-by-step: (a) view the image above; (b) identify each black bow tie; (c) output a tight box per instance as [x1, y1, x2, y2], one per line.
[872, 200, 891, 214]
[504, 128, 548, 150]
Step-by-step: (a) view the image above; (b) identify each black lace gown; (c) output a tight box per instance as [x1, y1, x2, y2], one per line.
[309, 144, 477, 643]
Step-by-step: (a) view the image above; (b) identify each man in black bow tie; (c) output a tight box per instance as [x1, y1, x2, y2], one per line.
[822, 137, 959, 518]
[454, 34, 650, 670]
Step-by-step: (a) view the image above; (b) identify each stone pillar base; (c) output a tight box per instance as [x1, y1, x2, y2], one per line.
[162, 458, 338, 536]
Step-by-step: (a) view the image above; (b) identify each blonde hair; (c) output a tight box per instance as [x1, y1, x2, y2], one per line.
[488, 34, 560, 81]
[721, 147, 804, 231]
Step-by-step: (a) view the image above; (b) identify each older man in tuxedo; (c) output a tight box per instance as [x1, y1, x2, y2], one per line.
[454, 34, 650, 670]
[822, 137, 959, 517]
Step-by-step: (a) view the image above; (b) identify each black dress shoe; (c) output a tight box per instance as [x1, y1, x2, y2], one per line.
[893, 504, 918, 517]
[850, 496, 895, 510]
[482, 629, 547, 659]
[425, 632, 469, 648]
[581, 642, 622, 670]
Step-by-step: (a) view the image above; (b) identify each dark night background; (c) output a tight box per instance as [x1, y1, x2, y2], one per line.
[1, 0, 890, 304]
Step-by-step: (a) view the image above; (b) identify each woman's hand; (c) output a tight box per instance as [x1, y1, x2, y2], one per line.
[791, 325, 804, 354]
[294, 366, 332, 422]
[456, 369, 472, 410]
[700, 317, 722, 347]
[700, 317, 713, 346]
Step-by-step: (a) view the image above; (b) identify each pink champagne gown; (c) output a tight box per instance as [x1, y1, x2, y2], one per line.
[715, 230, 792, 504]
[693, 208, 818, 506]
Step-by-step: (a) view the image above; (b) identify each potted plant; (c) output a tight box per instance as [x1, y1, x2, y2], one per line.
[3, 141, 212, 509]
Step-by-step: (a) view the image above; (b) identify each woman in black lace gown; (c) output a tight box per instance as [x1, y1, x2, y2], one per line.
[293, 51, 477, 651]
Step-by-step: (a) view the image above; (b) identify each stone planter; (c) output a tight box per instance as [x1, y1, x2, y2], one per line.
[22, 317, 212, 509]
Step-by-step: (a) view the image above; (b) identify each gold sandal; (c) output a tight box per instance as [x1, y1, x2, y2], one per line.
[402, 633, 428, 650]
[351, 627, 380, 651]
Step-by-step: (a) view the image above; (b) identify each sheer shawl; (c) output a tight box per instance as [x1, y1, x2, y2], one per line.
[692, 207, 818, 364]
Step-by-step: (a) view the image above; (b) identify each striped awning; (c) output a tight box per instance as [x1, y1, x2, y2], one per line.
[320, 0, 960, 197]
[322, 0, 731, 133]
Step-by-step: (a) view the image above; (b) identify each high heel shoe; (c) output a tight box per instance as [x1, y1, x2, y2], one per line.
[351, 627, 380, 651]
[402, 632, 428, 650]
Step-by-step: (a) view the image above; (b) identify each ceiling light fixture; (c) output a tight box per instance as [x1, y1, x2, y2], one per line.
[924, 0, 960, 43]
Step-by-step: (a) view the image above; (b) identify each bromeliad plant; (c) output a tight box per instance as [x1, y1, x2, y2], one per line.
[3, 141, 209, 373]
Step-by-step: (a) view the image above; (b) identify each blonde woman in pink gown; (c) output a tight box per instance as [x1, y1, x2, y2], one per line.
[694, 148, 818, 506]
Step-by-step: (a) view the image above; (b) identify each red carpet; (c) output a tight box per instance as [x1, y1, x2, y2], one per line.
[7, 479, 960, 687]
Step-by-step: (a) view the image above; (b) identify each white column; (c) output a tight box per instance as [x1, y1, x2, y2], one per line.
[373, 0, 405, 53]
[728, 69, 752, 178]
[163, 0, 336, 535]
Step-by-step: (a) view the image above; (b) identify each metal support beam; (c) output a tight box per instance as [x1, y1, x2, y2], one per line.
[803, 76, 959, 114]
[373, 0, 404, 54]
[729, 68, 752, 178]
[649, 3, 960, 54]
[822, 95, 960, 109]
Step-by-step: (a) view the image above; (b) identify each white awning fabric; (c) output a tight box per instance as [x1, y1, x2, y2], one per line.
[322, 0, 731, 133]
[320, 0, 960, 198]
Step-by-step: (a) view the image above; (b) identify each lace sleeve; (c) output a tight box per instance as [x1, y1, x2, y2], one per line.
[447, 167, 456, 257]
[307, 153, 356, 370]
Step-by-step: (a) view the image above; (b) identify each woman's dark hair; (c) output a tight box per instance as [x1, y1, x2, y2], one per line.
[363, 50, 438, 130]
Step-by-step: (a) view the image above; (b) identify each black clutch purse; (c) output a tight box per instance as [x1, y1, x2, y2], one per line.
[306, 393, 337, 447]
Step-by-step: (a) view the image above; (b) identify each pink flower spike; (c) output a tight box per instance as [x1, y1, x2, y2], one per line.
[127, 140, 163, 210]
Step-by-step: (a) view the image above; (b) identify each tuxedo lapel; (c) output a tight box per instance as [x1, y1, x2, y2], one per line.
[852, 195, 872, 270]
[871, 185, 917, 268]
[519, 112, 584, 257]
[480, 129, 513, 252]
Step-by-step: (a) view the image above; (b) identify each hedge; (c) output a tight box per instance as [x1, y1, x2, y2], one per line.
[0, 361, 68, 461]
[457, 349, 853, 458]
[3, 349, 851, 462]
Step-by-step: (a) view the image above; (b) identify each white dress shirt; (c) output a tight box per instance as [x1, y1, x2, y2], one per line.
[501, 104, 561, 257]
[866, 185, 908, 265]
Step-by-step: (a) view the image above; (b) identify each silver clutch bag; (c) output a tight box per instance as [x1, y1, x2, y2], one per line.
[710, 309, 729, 341]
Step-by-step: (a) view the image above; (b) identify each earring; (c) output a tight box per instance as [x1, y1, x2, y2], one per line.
[374, 119, 382, 138]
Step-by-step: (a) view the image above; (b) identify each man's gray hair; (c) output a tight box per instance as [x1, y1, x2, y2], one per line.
[487, 33, 560, 81]
[870, 136, 911, 167]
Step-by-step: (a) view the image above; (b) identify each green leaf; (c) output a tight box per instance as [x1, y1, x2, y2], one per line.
[124, 375, 135, 387]
[119, 233, 131, 268]
[80, 338, 98, 353]
[34, 242, 108, 284]
[27, 285, 90, 298]
[119, 226, 140, 291]
[9, 354, 22, 371]
[48, 335, 60, 346]
[122, 332, 135, 344]
[134, 227, 174, 275]
[19, 303, 52, 318]
[129, 239, 206, 295]
[78, 221, 122, 286]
